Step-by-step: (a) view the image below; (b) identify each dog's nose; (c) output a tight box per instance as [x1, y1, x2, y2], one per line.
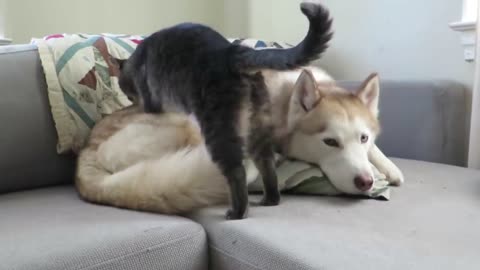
[354, 175, 373, 191]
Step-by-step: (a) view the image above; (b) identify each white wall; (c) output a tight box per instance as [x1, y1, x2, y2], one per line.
[243, 0, 474, 89]
[5, 0, 223, 44]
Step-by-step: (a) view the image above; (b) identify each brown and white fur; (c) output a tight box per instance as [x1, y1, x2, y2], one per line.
[76, 67, 404, 214]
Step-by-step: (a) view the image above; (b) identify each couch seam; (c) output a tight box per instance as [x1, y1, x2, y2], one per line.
[209, 244, 265, 270]
[77, 227, 205, 270]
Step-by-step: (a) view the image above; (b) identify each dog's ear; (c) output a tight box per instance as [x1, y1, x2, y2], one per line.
[356, 73, 380, 117]
[288, 69, 321, 131]
[292, 69, 321, 111]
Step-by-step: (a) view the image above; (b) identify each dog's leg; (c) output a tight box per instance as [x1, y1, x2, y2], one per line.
[369, 144, 404, 185]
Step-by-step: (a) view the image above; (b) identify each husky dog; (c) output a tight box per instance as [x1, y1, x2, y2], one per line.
[117, 2, 333, 219]
[76, 67, 404, 215]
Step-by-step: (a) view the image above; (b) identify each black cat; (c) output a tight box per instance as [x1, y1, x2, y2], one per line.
[118, 2, 333, 220]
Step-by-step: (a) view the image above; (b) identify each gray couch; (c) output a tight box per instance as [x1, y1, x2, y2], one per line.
[1, 44, 478, 270]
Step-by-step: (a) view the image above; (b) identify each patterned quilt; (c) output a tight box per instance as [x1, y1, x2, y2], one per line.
[32, 34, 144, 153]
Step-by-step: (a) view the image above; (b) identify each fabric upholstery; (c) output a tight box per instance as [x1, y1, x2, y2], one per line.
[191, 158, 480, 270]
[0, 186, 207, 270]
[338, 80, 468, 166]
[0, 45, 75, 194]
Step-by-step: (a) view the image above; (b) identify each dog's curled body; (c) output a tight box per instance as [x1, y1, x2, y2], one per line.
[75, 106, 230, 214]
[118, 2, 333, 219]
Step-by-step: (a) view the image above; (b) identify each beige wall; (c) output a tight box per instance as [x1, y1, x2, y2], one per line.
[242, 0, 474, 89]
[4, 0, 473, 86]
[0, 0, 5, 38]
[222, 0, 249, 38]
[5, 0, 223, 44]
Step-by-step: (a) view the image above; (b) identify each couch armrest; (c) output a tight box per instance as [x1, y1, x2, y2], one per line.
[337, 80, 468, 166]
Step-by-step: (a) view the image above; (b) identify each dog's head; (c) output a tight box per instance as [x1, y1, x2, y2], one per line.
[285, 69, 381, 194]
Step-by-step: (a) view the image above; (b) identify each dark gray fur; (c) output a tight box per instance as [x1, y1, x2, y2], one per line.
[119, 2, 333, 219]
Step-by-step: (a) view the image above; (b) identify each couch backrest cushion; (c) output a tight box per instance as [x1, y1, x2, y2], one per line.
[0, 45, 75, 194]
[338, 80, 468, 166]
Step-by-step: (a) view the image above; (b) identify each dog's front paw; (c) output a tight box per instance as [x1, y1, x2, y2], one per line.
[385, 164, 405, 186]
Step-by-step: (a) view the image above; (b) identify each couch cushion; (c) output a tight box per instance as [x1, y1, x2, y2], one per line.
[0, 186, 207, 270]
[191, 159, 480, 270]
[338, 80, 468, 166]
[0, 45, 75, 194]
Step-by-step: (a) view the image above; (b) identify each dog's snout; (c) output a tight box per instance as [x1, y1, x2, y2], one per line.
[354, 175, 373, 191]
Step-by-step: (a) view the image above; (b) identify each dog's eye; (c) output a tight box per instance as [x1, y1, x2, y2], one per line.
[323, 138, 339, 147]
[360, 134, 369, 143]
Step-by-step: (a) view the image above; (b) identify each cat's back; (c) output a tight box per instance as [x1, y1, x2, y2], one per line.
[142, 23, 231, 59]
